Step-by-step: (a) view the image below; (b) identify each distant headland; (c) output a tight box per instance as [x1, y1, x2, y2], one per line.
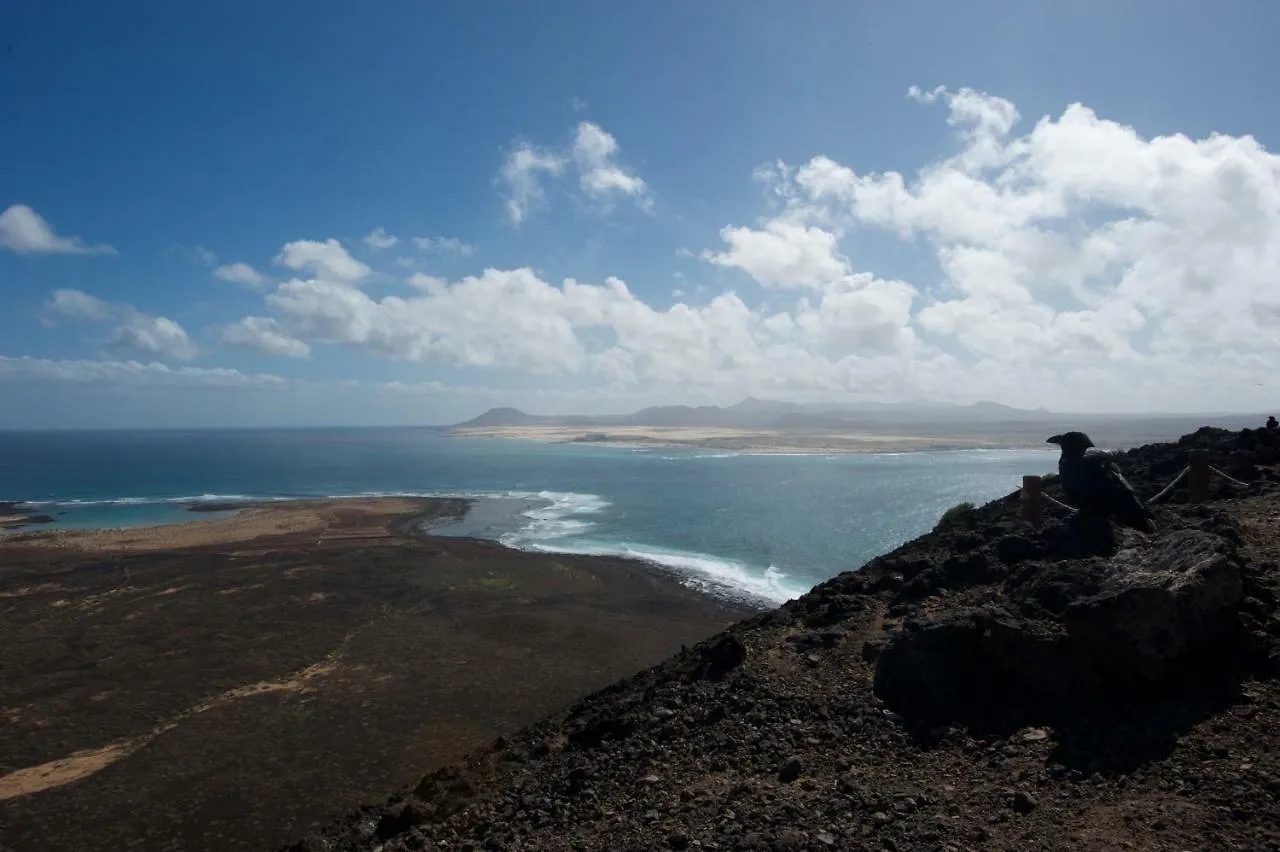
[450, 397, 1268, 454]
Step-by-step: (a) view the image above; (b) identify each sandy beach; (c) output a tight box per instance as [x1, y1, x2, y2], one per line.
[0, 497, 446, 552]
[453, 424, 1047, 453]
[0, 498, 754, 852]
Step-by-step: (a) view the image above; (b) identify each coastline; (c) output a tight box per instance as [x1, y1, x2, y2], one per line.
[0, 496, 756, 852]
[0, 497, 461, 553]
[3, 493, 802, 608]
[451, 424, 1047, 454]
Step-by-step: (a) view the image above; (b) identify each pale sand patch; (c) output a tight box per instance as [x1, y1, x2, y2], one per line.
[140, 585, 190, 599]
[0, 583, 64, 599]
[76, 586, 141, 611]
[0, 498, 426, 553]
[212, 661, 339, 703]
[0, 658, 343, 800]
[0, 743, 131, 800]
[218, 582, 265, 596]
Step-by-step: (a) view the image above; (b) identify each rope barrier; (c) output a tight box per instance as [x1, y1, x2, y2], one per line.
[1017, 450, 1254, 526]
[1208, 465, 1249, 488]
[1042, 492, 1075, 513]
[1148, 466, 1189, 504]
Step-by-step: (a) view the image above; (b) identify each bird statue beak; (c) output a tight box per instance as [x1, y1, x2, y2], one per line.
[1046, 435, 1062, 445]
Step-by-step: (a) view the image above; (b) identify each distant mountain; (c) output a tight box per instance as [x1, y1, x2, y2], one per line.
[456, 407, 551, 428]
[454, 398, 1059, 430]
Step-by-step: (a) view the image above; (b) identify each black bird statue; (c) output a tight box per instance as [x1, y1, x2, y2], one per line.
[1046, 431, 1157, 533]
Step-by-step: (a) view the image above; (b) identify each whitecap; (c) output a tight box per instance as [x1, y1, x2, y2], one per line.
[503, 536, 804, 606]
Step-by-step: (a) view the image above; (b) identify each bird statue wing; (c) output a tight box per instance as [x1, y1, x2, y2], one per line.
[1081, 448, 1156, 532]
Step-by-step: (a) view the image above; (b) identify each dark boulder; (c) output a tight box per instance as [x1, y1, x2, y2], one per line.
[690, 634, 747, 682]
[873, 528, 1246, 726]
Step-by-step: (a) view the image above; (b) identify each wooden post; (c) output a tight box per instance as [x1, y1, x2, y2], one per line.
[1188, 449, 1211, 504]
[1022, 475, 1044, 527]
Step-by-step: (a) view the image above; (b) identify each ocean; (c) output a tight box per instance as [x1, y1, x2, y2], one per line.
[0, 428, 1057, 604]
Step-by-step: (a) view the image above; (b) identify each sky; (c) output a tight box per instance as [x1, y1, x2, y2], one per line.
[2, 0, 1279, 428]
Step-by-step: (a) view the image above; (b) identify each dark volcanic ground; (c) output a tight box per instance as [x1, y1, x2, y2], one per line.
[294, 424, 1280, 852]
[0, 500, 752, 852]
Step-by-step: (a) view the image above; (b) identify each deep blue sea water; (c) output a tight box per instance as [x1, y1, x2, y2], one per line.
[0, 429, 1057, 604]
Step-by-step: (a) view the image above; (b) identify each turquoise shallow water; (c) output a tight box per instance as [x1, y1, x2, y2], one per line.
[0, 428, 1056, 604]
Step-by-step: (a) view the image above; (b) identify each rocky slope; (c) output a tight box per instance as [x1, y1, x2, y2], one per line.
[288, 423, 1280, 852]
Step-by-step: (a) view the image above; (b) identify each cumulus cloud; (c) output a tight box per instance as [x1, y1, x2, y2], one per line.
[497, 121, 650, 223]
[45, 289, 198, 361]
[221, 316, 310, 358]
[363, 227, 399, 250]
[0, 204, 117, 255]
[0, 355, 285, 387]
[275, 238, 370, 285]
[498, 143, 567, 225]
[214, 261, 269, 288]
[413, 236, 477, 256]
[572, 122, 650, 207]
[110, 316, 199, 362]
[702, 221, 849, 288]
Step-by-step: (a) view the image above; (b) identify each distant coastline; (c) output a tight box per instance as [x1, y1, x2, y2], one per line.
[449, 397, 1271, 454]
[450, 424, 1040, 454]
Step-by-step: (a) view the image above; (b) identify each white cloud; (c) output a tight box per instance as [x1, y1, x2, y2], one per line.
[44, 289, 198, 361]
[413, 236, 477, 256]
[195, 246, 218, 267]
[498, 143, 567, 225]
[498, 121, 650, 223]
[221, 316, 310, 358]
[110, 315, 199, 361]
[214, 261, 269, 289]
[701, 220, 849, 288]
[572, 122, 650, 207]
[0, 204, 117, 256]
[45, 288, 115, 322]
[0, 356, 285, 388]
[237, 261, 929, 399]
[363, 227, 399, 250]
[275, 238, 370, 285]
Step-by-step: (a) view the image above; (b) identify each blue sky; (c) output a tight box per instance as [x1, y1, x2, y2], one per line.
[3, 0, 1278, 427]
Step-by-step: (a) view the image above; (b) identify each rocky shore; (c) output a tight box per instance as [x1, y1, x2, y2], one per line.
[0, 500, 55, 529]
[290, 422, 1280, 852]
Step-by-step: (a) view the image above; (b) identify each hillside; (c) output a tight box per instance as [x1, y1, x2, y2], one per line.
[290, 421, 1280, 851]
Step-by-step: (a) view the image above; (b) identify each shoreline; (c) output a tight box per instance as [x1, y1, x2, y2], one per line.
[0, 494, 792, 609]
[0, 497, 458, 553]
[451, 425, 1049, 454]
[2, 494, 800, 608]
